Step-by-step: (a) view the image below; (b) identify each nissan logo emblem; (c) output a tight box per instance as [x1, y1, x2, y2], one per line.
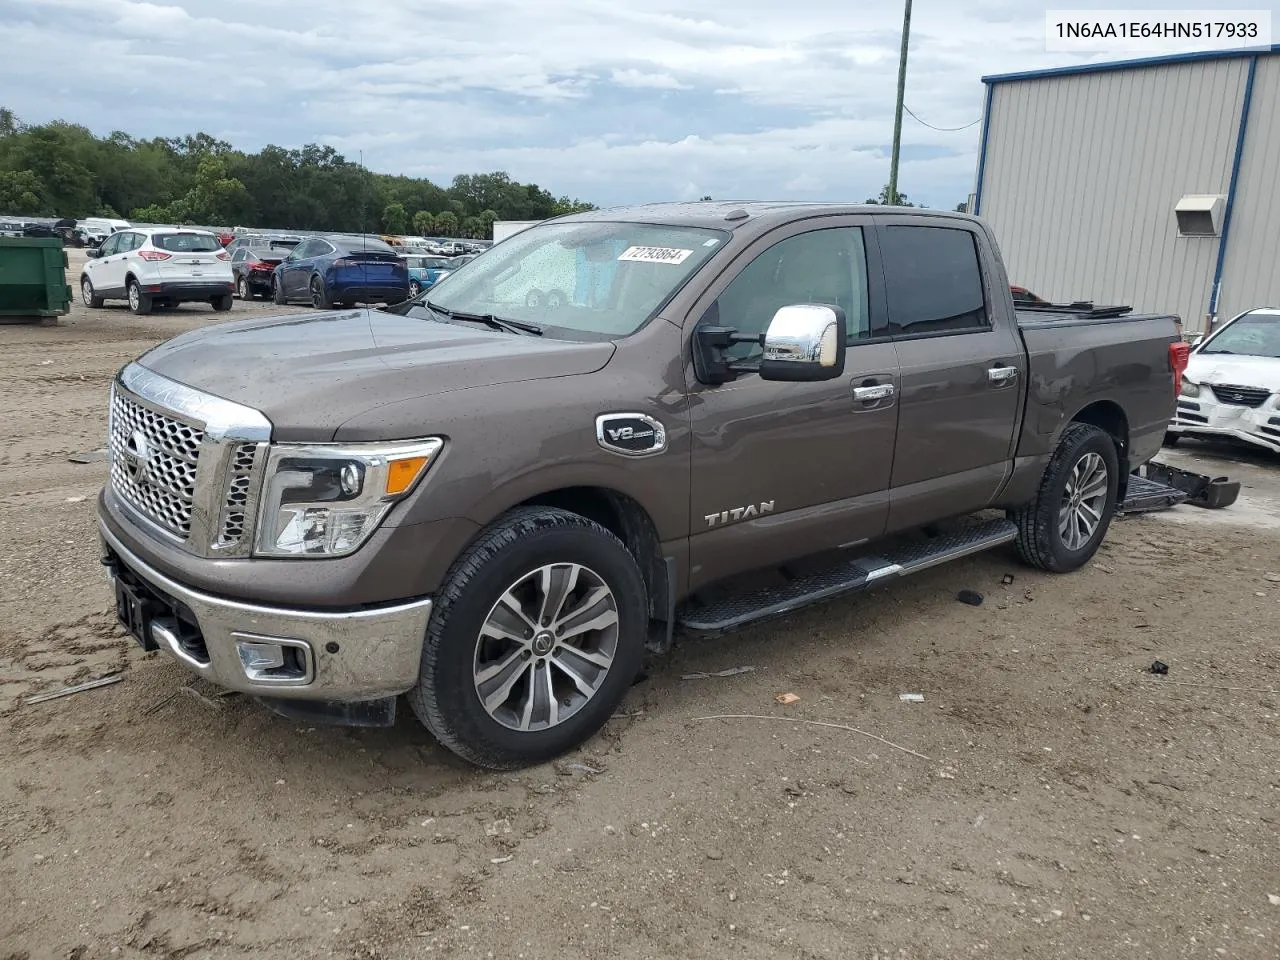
[123, 429, 151, 483]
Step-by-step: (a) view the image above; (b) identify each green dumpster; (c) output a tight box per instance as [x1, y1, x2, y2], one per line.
[0, 237, 72, 320]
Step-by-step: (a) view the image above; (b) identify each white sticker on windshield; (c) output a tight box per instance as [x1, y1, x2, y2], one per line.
[617, 246, 693, 265]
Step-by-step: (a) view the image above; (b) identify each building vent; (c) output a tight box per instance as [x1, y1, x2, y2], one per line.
[1175, 195, 1226, 237]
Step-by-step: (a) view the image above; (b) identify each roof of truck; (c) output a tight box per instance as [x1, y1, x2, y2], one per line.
[553, 201, 979, 230]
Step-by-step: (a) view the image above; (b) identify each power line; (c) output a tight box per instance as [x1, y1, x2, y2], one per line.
[904, 104, 982, 132]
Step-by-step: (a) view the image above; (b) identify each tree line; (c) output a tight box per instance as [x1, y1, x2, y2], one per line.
[0, 108, 595, 238]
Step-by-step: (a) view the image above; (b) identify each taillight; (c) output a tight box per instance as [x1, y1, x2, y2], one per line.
[137, 249, 172, 261]
[215, 251, 230, 261]
[1169, 341, 1190, 397]
[251, 261, 274, 271]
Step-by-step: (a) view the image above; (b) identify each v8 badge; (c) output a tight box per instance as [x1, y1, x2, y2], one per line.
[595, 413, 667, 457]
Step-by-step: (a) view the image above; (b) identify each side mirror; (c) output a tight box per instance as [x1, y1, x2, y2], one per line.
[694, 303, 847, 385]
[1189, 333, 1204, 348]
[85, 247, 102, 259]
[758, 305, 847, 382]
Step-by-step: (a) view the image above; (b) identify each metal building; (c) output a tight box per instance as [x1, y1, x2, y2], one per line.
[972, 44, 1280, 333]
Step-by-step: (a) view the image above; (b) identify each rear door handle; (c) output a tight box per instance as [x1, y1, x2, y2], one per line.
[853, 383, 895, 401]
[988, 366, 1019, 383]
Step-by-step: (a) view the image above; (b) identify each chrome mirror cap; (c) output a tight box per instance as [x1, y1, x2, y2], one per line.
[759, 304, 847, 382]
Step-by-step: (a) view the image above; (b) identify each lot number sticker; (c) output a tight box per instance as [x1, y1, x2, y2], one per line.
[618, 246, 693, 265]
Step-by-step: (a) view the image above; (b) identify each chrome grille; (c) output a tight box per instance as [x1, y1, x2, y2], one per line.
[1209, 384, 1271, 408]
[109, 386, 204, 539]
[217, 443, 260, 547]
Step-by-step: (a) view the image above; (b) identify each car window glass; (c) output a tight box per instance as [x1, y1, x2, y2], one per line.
[100, 234, 121, 257]
[294, 239, 316, 258]
[880, 226, 989, 336]
[153, 233, 221, 253]
[231, 248, 246, 262]
[704, 226, 872, 357]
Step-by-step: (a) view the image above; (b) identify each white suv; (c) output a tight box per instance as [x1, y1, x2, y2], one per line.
[80, 227, 235, 315]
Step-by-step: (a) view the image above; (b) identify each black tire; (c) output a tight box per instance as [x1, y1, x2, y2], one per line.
[126, 278, 152, 315]
[211, 294, 233, 312]
[1012, 422, 1120, 573]
[80, 276, 104, 308]
[272, 278, 286, 305]
[1162, 432, 1180, 447]
[236, 275, 250, 300]
[407, 506, 647, 770]
[310, 276, 332, 309]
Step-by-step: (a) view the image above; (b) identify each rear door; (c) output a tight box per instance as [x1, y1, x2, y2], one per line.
[873, 215, 1025, 531]
[684, 216, 901, 589]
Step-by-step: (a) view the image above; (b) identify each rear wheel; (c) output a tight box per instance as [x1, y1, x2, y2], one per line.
[408, 279, 421, 298]
[1012, 422, 1119, 573]
[80, 277, 104, 308]
[407, 506, 647, 770]
[127, 278, 152, 316]
[310, 276, 331, 309]
[211, 294, 233, 312]
[236, 276, 250, 300]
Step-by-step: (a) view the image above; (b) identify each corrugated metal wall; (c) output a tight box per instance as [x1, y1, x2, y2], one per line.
[1216, 55, 1280, 324]
[976, 58, 1257, 332]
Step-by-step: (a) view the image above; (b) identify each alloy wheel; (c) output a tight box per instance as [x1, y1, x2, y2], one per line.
[473, 563, 620, 732]
[128, 283, 140, 311]
[81, 279, 93, 306]
[1058, 451, 1108, 551]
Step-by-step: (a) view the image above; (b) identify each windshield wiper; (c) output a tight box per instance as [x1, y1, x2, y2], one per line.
[421, 300, 543, 336]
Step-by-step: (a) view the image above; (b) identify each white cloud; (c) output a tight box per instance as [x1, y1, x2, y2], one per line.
[5, 0, 1269, 209]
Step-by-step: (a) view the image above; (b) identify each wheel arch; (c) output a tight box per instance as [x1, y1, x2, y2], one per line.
[1068, 400, 1130, 499]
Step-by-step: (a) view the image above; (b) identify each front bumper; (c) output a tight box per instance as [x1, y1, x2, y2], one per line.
[99, 519, 433, 701]
[1170, 396, 1280, 453]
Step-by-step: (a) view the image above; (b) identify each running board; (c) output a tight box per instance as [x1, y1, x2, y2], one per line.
[676, 517, 1018, 636]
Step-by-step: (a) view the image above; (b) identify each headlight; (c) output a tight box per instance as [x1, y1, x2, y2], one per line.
[1180, 377, 1200, 398]
[254, 439, 443, 557]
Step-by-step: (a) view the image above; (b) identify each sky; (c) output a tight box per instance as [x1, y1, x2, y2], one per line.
[0, 0, 1276, 209]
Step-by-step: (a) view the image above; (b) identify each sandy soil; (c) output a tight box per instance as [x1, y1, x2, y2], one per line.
[2, 255, 1279, 959]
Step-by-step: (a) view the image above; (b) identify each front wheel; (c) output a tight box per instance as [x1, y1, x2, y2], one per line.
[407, 506, 647, 770]
[272, 277, 286, 305]
[81, 277, 104, 308]
[1012, 422, 1119, 573]
[408, 279, 421, 298]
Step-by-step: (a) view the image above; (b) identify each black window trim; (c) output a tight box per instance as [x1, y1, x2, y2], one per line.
[871, 219, 994, 343]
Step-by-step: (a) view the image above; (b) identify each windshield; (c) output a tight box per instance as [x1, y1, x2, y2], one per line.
[154, 232, 221, 253]
[422, 220, 729, 338]
[1200, 312, 1280, 359]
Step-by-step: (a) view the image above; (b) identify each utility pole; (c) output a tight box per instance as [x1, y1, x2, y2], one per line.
[887, 0, 913, 206]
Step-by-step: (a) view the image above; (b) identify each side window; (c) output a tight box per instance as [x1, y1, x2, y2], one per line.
[314, 240, 335, 257]
[703, 227, 873, 356]
[294, 239, 316, 258]
[231, 248, 246, 263]
[880, 226, 989, 337]
[99, 234, 122, 257]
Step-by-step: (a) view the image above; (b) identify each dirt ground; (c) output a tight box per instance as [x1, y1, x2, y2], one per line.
[2, 253, 1279, 959]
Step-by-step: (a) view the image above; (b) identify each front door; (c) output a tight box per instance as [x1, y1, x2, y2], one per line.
[95, 232, 131, 293]
[683, 218, 900, 591]
[873, 215, 1025, 531]
[283, 239, 316, 296]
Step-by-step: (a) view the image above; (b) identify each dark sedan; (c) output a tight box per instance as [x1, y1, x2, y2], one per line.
[272, 234, 410, 308]
[231, 247, 290, 300]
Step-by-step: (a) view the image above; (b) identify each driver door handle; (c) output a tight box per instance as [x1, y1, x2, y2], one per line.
[853, 383, 895, 401]
[988, 365, 1019, 383]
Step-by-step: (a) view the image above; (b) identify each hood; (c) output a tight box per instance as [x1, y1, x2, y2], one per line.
[137, 308, 615, 441]
[1186, 352, 1280, 391]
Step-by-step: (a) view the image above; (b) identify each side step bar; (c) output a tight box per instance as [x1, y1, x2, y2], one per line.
[676, 517, 1018, 636]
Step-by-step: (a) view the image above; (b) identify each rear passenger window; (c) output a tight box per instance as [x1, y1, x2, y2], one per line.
[880, 226, 988, 336]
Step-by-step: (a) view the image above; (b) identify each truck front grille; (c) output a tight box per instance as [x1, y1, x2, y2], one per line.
[109, 388, 204, 540]
[1209, 384, 1271, 408]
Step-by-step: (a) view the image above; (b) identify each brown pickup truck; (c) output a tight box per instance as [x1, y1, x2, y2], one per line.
[98, 203, 1185, 768]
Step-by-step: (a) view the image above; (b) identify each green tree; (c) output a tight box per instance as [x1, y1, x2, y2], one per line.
[699, 195, 713, 201]
[434, 210, 459, 236]
[461, 216, 483, 239]
[476, 208, 498, 238]
[412, 210, 435, 235]
[865, 184, 917, 207]
[0, 169, 45, 214]
[382, 201, 408, 234]
[552, 195, 596, 215]
[954, 201, 968, 213]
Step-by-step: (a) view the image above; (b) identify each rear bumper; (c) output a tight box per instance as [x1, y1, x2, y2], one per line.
[100, 519, 433, 701]
[331, 285, 410, 303]
[1170, 396, 1280, 452]
[145, 280, 235, 301]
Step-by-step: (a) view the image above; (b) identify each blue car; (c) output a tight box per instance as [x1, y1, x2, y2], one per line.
[402, 255, 457, 297]
[272, 234, 410, 309]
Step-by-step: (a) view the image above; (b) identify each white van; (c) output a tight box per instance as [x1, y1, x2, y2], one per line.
[79, 217, 132, 246]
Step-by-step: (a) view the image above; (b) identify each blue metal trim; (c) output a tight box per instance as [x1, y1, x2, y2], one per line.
[973, 83, 995, 217]
[1207, 54, 1259, 321]
[982, 43, 1278, 85]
